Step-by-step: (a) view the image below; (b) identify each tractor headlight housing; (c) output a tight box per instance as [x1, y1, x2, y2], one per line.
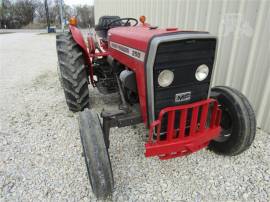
[158, 69, 174, 87]
[195, 64, 209, 81]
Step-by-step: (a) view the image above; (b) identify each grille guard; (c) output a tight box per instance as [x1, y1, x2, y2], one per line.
[145, 99, 222, 160]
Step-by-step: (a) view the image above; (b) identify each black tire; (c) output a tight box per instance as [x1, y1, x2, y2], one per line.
[56, 32, 89, 112]
[79, 109, 114, 199]
[209, 86, 256, 156]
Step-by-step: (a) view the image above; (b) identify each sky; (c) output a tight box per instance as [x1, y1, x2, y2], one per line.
[64, 0, 94, 6]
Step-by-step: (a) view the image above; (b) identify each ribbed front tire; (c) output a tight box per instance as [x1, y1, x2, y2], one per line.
[209, 86, 256, 155]
[79, 109, 114, 199]
[56, 32, 89, 112]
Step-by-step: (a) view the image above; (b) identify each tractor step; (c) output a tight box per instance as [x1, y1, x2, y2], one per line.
[145, 99, 221, 160]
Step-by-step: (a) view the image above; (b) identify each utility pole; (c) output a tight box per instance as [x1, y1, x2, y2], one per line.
[44, 0, 50, 32]
[59, 0, 64, 32]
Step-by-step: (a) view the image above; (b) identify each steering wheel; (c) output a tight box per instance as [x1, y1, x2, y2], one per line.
[107, 18, 138, 29]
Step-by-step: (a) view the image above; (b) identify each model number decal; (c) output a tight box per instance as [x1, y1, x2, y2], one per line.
[110, 41, 145, 62]
[175, 92, 191, 102]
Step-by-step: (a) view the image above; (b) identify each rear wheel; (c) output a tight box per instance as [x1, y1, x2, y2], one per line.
[209, 86, 256, 155]
[79, 109, 114, 199]
[56, 32, 89, 112]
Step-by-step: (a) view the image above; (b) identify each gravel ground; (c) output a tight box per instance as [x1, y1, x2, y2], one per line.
[0, 31, 269, 202]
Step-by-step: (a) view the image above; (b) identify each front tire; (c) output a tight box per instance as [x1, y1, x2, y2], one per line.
[209, 86, 256, 156]
[79, 109, 114, 199]
[56, 32, 89, 112]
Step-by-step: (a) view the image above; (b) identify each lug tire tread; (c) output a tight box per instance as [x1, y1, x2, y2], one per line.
[56, 32, 89, 112]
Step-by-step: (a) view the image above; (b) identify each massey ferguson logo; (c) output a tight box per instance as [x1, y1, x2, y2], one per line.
[110, 41, 145, 62]
[175, 92, 191, 102]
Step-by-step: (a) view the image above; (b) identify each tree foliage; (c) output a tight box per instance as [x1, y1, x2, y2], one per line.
[75, 5, 94, 28]
[1, 0, 38, 28]
[0, 0, 94, 29]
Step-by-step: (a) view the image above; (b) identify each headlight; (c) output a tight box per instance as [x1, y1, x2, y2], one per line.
[158, 69, 174, 87]
[195, 64, 209, 81]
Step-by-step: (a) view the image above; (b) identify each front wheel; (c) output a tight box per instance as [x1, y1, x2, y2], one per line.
[209, 86, 256, 156]
[79, 109, 114, 199]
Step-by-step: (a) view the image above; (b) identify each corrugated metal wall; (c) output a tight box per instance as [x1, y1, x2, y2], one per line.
[95, 0, 270, 132]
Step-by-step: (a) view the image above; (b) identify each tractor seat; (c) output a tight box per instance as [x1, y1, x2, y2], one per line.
[95, 16, 121, 39]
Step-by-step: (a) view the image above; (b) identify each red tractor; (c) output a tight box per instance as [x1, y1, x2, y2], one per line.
[56, 16, 256, 199]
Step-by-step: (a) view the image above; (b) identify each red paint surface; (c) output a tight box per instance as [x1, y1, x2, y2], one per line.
[108, 26, 181, 123]
[69, 25, 91, 65]
[145, 99, 222, 159]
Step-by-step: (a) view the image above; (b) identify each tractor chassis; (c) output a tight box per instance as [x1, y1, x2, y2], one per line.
[101, 107, 142, 148]
[101, 74, 142, 148]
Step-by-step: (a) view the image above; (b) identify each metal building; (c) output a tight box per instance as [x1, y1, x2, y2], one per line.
[95, 0, 270, 133]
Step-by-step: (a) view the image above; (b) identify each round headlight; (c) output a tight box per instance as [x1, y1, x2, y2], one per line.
[195, 64, 209, 81]
[158, 69, 174, 87]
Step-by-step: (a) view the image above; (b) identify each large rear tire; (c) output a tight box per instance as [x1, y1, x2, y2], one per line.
[56, 32, 89, 112]
[209, 86, 256, 156]
[79, 109, 114, 199]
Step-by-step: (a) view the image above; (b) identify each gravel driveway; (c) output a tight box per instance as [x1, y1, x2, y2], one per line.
[0, 31, 269, 201]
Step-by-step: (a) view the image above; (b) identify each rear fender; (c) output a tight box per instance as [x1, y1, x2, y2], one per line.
[69, 25, 91, 68]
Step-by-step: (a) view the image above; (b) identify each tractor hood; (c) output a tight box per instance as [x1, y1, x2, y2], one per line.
[108, 26, 180, 52]
[108, 25, 210, 66]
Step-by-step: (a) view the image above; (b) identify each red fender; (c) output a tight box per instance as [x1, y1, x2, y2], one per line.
[68, 25, 90, 65]
[69, 25, 95, 86]
[69, 25, 110, 87]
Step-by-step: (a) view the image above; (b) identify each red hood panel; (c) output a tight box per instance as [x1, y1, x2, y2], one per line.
[108, 26, 180, 51]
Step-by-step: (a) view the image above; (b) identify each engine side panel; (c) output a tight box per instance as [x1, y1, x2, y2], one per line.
[109, 47, 147, 123]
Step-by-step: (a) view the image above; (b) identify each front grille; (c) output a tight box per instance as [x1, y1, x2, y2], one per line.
[153, 38, 216, 124]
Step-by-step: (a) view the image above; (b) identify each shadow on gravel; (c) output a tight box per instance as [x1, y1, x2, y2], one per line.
[0, 131, 12, 136]
[32, 71, 56, 86]
[37, 33, 57, 35]
[0, 32, 14, 35]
